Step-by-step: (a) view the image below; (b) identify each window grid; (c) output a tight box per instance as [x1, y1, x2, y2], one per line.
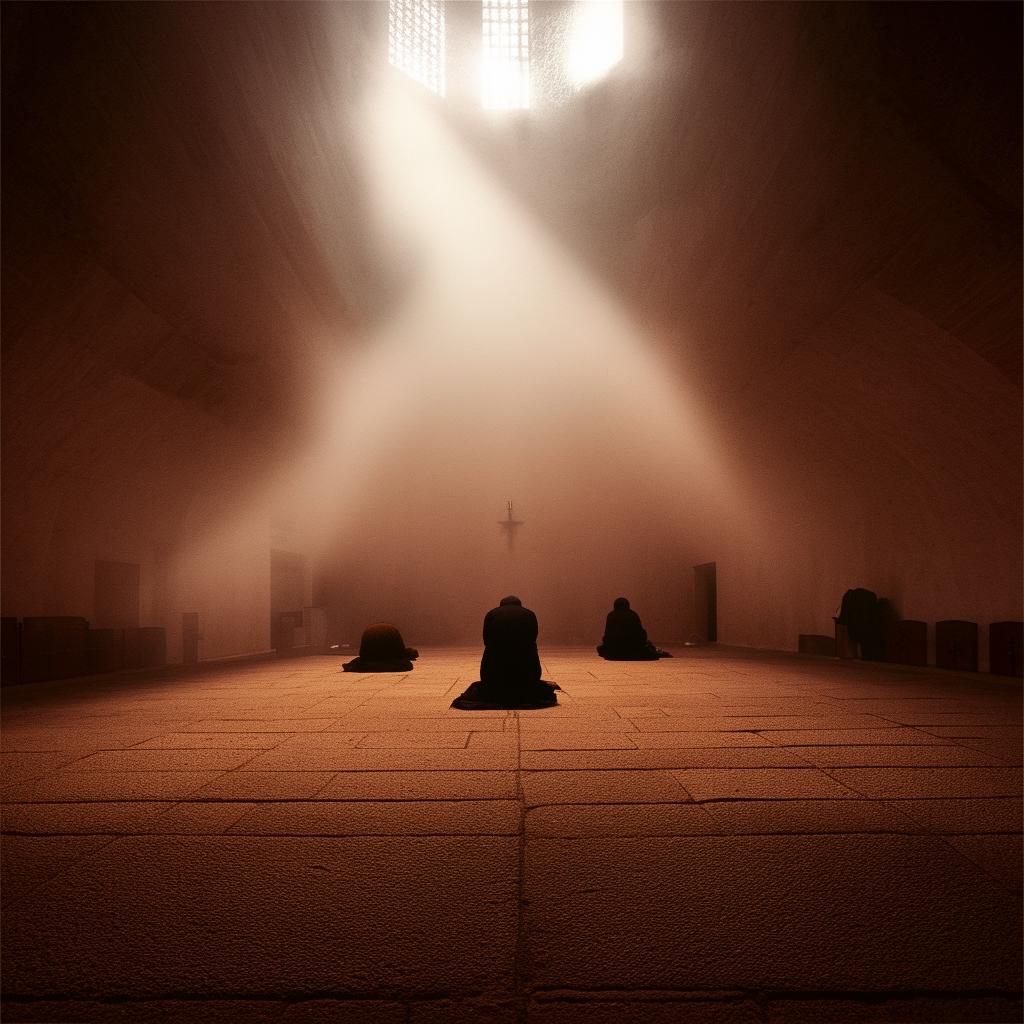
[482, 0, 530, 109]
[388, 0, 445, 97]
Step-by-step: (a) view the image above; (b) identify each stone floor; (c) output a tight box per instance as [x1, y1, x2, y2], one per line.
[1, 647, 1021, 1023]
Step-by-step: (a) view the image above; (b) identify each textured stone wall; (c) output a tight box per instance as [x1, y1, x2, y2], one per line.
[514, 2, 1022, 660]
[2, 2, 1019, 661]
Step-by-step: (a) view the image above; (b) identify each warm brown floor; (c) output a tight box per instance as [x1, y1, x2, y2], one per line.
[1, 647, 1021, 1023]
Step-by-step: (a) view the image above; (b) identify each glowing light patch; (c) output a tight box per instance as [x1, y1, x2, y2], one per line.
[388, 0, 445, 96]
[481, 0, 530, 110]
[568, 0, 623, 90]
[239, 70, 751, 647]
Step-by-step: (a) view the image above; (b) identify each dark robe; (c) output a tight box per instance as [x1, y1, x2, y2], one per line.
[342, 623, 418, 672]
[597, 598, 669, 660]
[834, 588, 885, 661]
[451, 597, 558, 709]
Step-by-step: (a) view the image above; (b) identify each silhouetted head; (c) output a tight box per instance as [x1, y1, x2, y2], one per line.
[359, 623, 407, 660]
[500, 595, 522, 606]
[613, 597, 630, 611]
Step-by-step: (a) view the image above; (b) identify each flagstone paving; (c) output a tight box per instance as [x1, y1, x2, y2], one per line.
[1, 647, 1021, 1022]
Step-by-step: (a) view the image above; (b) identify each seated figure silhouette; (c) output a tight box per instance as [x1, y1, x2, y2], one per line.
[834, 587, 886, 661]
[451, 596, 558, 709]
[342, 623, 418, 672]
[597, 597, 671, 660]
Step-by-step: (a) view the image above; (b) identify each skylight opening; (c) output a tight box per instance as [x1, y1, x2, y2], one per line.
[388, 0, 445, 97]
[568, 0, 623, 90]
[481, 0, 530, 110]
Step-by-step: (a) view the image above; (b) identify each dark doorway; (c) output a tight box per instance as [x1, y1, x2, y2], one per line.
[182, 612, 199, 665]
[94, 560, 140, 629]
[694, 562, 717, 643]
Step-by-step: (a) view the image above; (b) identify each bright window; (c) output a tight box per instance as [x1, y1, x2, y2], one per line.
[388, 0, 445, 97]
[482, 0, 530, 110]
[568, 1, 623, 90]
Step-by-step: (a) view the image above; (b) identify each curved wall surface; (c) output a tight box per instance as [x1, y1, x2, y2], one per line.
[2, 2, 1020, 666]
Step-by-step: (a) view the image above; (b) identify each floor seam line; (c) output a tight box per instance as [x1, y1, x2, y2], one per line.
[514, 710, 529, 1023]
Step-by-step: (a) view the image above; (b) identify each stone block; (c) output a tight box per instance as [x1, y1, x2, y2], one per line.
[1, 617, 21, 686]
[20, 617, 89, 683]
[86, 628, 123, 674]
[935, 620, 978, 672]
[989, 620, 1023, 676]
[2, 836, 519, 999]
[798, 633, 837, 657]
[887, 620, 928, 666]
[123, 627, 166, 670]
[524, 835, 1023, 992]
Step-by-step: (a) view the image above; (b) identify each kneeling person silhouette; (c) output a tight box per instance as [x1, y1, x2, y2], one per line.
[342, 623, 419, 672]
[451, 596, 559, 709]
[597, 597, 671, 660]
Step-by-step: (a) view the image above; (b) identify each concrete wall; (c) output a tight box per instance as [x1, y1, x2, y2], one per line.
[2, 3, 364, 662]
[2, 2, 1019, 665]
[709, 288, 1022, 667]
[514, 1, 1023, 661]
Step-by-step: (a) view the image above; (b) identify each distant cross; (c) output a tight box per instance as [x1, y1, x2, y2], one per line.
[498, 499, 524, 550]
